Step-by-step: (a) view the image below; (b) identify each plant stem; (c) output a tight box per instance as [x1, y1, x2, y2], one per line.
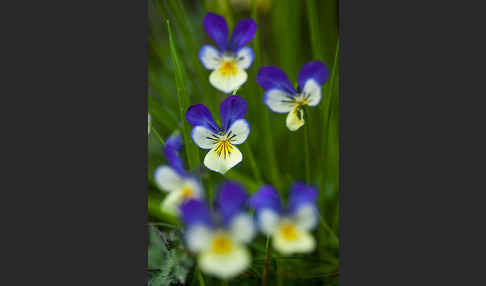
[261, 236, 271, 286]
[197, 268, 206, 286]
[243, 143, 262, 183]
[304, 115, 311, 183]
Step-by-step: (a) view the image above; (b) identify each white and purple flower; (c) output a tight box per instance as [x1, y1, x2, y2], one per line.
[199, 12, 257, 94]
[250, 183, 319, 255]
[153, 133, 203, 216]
[180, 181, 255, 279]
[186, 96, 250, 174]
[257, 61, 329, 131]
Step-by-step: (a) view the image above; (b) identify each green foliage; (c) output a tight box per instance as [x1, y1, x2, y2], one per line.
[148, 0, 339, 284]
[148, 226, 194, 286]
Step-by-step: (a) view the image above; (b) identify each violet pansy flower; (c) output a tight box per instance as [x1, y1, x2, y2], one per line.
[186, 96, 250, 174]
[250, 182, 319, 255]
[257, 61, 329, 131]
[153, 132, 203, 216]
[180, 181, 255, 279]
[199, 12, 257, 94]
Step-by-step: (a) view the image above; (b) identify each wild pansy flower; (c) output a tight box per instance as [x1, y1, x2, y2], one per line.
[256, 61, 329, 131]
[180, 181, 255, 279]
[186, 95, 249, 174]
[250, 183, 319, 255]
[153, 133, 203, 216]
[199, 12, 257, 94]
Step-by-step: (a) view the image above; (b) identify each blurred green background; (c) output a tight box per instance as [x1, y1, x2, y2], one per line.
[148, 0, 339, 285]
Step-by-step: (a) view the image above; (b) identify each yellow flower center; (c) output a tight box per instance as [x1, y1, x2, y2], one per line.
[181, 187, 193, 200]
[280, 223, 299, 241]
[215, 140, 234, 159]
[211, 235, 233, 254]
[219, 60, 238, 76]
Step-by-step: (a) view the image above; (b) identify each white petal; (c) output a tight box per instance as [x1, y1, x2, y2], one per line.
[286, 106, 305, 131]
[235, 47, 254, 69]
[230, 213, 255, 244]
[153, 166, 183, 192]
[199, 45, 222, 70]
[160, 178, 203, 216]
[199, 242, 250, 279]
[185, 224, 213, 252]
[272, 222, 316, 255]
[227, 119, 250, 145]
[293, 204, 318, 231]
[209, 66, 248, 94]
[160, 190, 185, 216]
[302, 79, 322, 106]
[264, 89, 296, 113]
[203, 144, 242, 174]
[191, 126, 218, 149]
[258, 209, 280, 236]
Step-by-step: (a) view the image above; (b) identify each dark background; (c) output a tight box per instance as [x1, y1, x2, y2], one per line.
[2, 0, 485, 285]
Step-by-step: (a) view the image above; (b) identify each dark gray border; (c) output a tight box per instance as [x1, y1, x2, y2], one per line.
[341, 0, 485, 285]
[3, 0, 148, 284]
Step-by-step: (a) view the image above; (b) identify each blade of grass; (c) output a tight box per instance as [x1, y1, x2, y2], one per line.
[320, 40, 339, 185]
[252, 0, 281, 190]
[149, 121, 166, 146]
[243, 142, 262, 183]
[148, 94, 178, 131]
[165, 0, 218, 113]
[167, 20, 201, 170]
[306, 0, 323, 61]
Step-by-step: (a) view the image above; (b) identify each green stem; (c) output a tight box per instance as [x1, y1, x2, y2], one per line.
[261, 236, 271, 286]
[197, 269, 206, 286]
[243, 143, 262, 183]
[304, 116, 311, 183]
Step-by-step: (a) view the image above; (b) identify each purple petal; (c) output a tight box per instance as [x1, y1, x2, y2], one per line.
[163, 133, 186, 176]
[288, 182, 318, 214]
[297, 61, 329, 91]
[220, 95, 247, 131]
[228, 18, 257, 51]
[186, 104, 220, 133]
[256, 66, 297, 94]
[249, 185, 282, 213]
[180, 199, 212, 227]
[203, 12, 228, 51]
[216, 181, 247, 224]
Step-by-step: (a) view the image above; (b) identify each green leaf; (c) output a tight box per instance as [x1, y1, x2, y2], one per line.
[166, 19, 201, 171]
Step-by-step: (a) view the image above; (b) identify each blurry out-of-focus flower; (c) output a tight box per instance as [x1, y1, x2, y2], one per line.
[199, 12, 257, 94]
[180, 182, 255, 279]
[250, 182, 319, 255]
[153, 133, 203, 216]
[257, 62, 329, 131]
[148, 113, 151, 134]
[186, 96, 249, 174]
